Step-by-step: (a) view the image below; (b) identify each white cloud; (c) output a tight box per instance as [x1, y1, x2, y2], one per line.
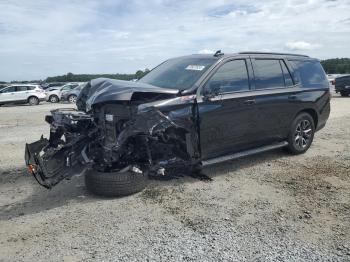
[198, 49, 214, 54]
[0, 0, 349, 81]
[285, 41, 320, 51]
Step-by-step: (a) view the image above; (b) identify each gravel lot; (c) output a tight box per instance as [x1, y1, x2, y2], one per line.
[0, 97, 349, 262]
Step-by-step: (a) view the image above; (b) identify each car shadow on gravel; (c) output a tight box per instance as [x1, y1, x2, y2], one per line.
[142, 148, 290, 202]
[0, 148, 288, 220]
[0, 167, 97, 220]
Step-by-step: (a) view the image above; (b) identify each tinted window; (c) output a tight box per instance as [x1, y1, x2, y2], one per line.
[206, 60, 249, 93]
[2, 86, 16, 93]
[254, 59, 285, 89]
[16, 86, 28, 91]
[139, 57, 217, 90]
[290, 60, 328, 88]
[280, 61, 294, 86]
[27, 86, 36, 90]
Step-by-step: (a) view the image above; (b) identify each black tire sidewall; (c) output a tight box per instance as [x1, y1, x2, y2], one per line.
[85, 168, 148, 197]
[287, 113, 315, 154]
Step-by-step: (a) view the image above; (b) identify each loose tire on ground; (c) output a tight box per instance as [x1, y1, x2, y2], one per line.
[85, 167, 148, 197]
[286, 112, 315, 155]
[28, 96, 39, 105]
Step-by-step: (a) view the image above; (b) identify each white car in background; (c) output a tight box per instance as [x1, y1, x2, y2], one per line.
[0, 84, 46, 106]
[46, 83, 80, 103]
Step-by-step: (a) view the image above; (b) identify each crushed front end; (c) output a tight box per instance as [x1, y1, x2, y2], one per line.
[25, 78, 200, 189]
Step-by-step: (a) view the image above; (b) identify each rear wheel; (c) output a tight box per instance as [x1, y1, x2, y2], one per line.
[286, 112, 315, 154]
[68, 95, 77, 103]
[49, 95, 59, 103]
[340, 91, 349, 97]
[28, 96, 39, 105]
[85, 167, 148, 197]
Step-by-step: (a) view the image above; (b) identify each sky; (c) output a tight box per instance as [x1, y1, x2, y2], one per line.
[0, 0, 349, 81]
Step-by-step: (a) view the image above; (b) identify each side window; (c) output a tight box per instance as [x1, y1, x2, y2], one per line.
[280, 61, 294, 86]
[254, 59, 285, 89]
[27, 86, 35, 90]
[2, 86, 16, 93]
[290, 60, 328, 88]
[206, 60, 250, 94]
[16, 86, 28, 91]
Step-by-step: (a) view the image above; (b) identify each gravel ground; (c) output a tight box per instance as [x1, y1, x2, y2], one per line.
[0, 97, 349, 262]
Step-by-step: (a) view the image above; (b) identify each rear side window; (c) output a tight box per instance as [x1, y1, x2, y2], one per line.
[254, 59, 285, 89]
[27, 86, 36, 90]
[290, 60, 328, 88]
[16, 86, 28, 91]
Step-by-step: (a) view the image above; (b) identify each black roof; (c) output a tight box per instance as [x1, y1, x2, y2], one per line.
[184, 51, 311, 60]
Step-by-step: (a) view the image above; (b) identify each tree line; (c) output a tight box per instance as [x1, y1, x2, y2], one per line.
[2, 58, 350, 84]
[321, 58, 350, 74]
[45, 69, 150, 83]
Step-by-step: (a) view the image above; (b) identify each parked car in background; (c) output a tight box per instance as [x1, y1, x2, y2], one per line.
[334, 75, 350, 97]
[46, 83, 80, 103]
[25, 51, 330, 197]
[41, 82, 65, 90]
[60, 83, 85, 103]
[0, 84, 46, 106]
[0, 84, 9, 89]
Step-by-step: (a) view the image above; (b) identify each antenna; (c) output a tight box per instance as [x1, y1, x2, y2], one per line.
[214, 50, 224, 57]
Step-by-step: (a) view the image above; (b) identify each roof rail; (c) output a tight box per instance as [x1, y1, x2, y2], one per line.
[239, 51, 309, 57]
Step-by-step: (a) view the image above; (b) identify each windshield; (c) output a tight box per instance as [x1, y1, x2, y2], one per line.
[139, 57, 217, 90]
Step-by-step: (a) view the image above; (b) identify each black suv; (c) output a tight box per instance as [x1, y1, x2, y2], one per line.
[334, 75, 350, 96]
[25, 51, 330, 196]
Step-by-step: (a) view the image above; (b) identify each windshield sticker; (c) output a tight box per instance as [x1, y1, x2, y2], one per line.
[185, 65, 206, 71]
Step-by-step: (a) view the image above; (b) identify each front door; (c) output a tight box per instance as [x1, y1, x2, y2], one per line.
[197, 59, 257, 160]
[0, 86, 17, 103]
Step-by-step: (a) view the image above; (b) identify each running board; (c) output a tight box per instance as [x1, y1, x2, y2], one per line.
[202, 141, 288, 166]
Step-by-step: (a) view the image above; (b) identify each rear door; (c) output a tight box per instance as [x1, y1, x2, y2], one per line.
[197, 58, 258, 159]
[15, 86, 30, 101]
[251, 57, 299, 142]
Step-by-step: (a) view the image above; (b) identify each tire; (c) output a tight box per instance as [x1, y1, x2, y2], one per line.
[49, 95, 59, 103]
[340, 91, 349, 97]
[68, 95, 77, 104]
[286, 112, 315, 154]
[85, 167, 148, 197]
[28, 96, 39, 105]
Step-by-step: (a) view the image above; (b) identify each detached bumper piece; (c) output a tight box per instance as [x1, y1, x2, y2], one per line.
[25, 109, 96, 188]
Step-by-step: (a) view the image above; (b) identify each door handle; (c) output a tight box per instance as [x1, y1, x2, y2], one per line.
[288, 95, 297, 100]
[243, 99, 256, 105]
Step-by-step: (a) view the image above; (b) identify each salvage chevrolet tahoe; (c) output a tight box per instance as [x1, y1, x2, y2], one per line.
[25, 51, 330, 196]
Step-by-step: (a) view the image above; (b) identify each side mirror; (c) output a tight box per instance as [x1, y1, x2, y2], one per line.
[203, 83, 220, 100]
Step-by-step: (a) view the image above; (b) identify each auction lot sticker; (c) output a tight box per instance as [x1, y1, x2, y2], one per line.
[185, 65, 206, 71]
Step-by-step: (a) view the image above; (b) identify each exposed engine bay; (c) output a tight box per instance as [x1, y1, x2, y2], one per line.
[25, 78, 200, 188]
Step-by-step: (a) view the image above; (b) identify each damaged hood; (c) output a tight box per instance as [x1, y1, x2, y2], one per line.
[77, 78, 179, 111]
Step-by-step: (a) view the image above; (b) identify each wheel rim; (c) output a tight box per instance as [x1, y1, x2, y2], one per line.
[50, 96, 58, 102]
[294, 119, 312, 149]
[69, 95, 77, 103]
[29, 97, 37, 105]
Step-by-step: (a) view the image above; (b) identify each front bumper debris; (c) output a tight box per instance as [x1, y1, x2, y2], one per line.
[25, 109, 96, 188]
